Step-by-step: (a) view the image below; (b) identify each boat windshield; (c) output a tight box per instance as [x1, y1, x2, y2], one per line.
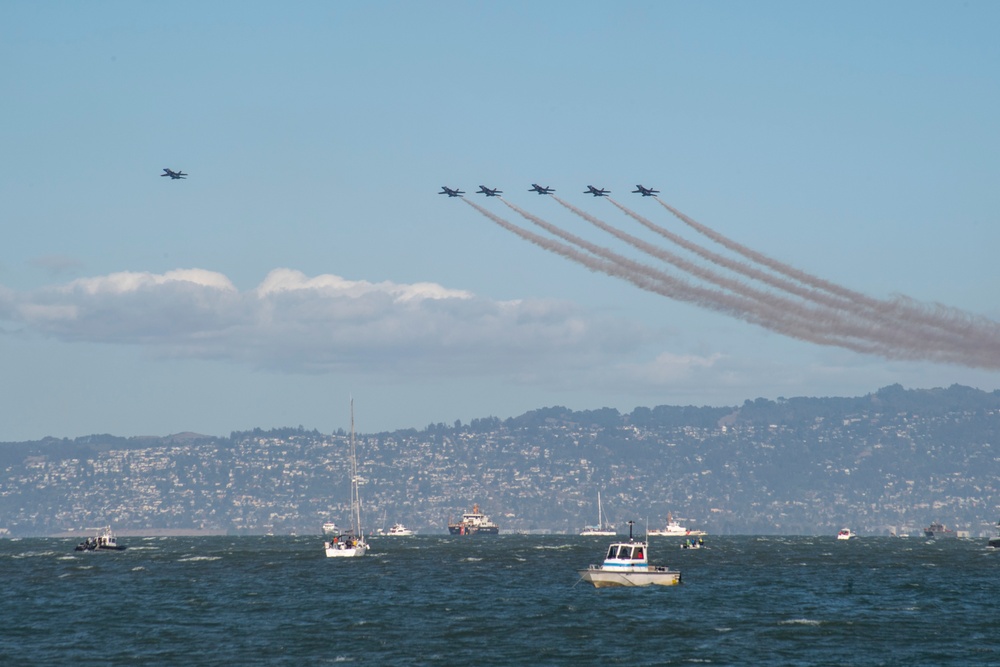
[617, 545, 632, 559]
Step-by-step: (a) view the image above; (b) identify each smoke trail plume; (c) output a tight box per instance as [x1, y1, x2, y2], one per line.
[462, 195, 1000, 369]
[602, 198, 998, 362]
[546, 196, 1000, 366]
[468, 199, 920, 358]
[655, 199, 1000, 342]
[651, 199, 1000, 366]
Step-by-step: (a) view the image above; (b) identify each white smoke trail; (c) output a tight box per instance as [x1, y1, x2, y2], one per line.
[545, 196, 998, 367]
[655, 199, 1000, 345]
[603, 198, 1000, 363]
[463, 197, 1000, 369]
[650, 199, 1000, 367]
[466, 199, 908, 357]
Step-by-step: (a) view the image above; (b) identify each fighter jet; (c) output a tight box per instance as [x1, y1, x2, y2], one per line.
[438, 186, 465, 197]
[584, 185, 610, 197]
[632, 184, 659, 197]
[161, 168, 187, 180]
[477, 185, 502, 197]
[529, 184, 555, 195]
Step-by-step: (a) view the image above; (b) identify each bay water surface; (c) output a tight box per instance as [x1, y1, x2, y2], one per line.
[1, 535, 996, 665]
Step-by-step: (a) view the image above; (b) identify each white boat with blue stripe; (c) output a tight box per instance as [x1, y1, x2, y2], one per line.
[578, 521, 681, 588]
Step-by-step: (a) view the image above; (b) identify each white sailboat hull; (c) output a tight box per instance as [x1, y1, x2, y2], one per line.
[580, 491, 617, 536]
[325, 541, 368, 558]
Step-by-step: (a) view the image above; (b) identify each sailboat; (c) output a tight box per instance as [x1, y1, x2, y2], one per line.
[324, 398, 369, 558]
[580, 492, 616, 536]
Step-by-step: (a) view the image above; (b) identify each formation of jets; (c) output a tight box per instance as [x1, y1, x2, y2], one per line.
[632, 184, 659, 197]
[161, 168, 187, 180]
[440, 183, 660, 198]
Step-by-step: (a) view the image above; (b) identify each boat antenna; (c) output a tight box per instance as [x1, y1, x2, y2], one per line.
[627, 520, 635, 542]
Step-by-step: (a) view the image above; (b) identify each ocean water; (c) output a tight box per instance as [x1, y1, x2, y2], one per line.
[1, 534, 997, 666]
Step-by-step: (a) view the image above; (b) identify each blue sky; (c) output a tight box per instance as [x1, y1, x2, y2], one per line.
[2, 1, 999, 440]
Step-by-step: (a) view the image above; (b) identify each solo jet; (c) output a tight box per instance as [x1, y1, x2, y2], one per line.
[438, 186, 465, 197]
[632, 184, 659, 197]
[529, 183, 555, 195]
[584, 185, 610, 197]
[161, 168, 187, 180]
[477, 185, 502, 197]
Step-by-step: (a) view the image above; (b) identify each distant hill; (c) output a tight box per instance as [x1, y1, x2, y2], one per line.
[2, 385, 999, 537]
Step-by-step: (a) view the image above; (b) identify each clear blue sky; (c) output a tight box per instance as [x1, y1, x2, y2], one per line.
[2, 1, 999, 440]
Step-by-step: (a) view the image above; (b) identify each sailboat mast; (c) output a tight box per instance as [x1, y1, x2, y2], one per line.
[350, 398, 361, 536]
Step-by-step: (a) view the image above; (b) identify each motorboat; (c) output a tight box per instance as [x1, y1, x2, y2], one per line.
[324, 399, 369, 558]
[647, 513, 706, 537]
[385, 523, 414, 537]
[578, 521, 681, 588]
[837, 528, 856, 540]
[322, 521, 339, 536]
[681, 537, 705, 549]
[580, 491, 616, 536]
[74, 526, 127, 551]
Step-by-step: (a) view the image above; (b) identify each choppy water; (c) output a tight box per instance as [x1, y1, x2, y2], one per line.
[1, 535, 997, 665]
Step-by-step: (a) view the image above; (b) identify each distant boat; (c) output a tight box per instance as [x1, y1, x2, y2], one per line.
[578, 521, 681, 588]
[923, 522, 957, 539]
[989, 520, 1000, 549]
[322, 521, 339, 536]
[648, 513, 706, 537]
[324, 399, 369, 558]
[837, 528, 856, 540]
[385, 523, 415, 537]
[74, 525, 126, 551]
[580, 492, 616, 536]
[448, 504, 499, 535]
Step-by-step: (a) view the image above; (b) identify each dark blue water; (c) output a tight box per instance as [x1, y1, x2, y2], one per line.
[1, 535, 997, 666]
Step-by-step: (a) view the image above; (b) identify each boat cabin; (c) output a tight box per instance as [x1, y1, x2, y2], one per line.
[602, 541, 648, 570]
[578, 520, 681, 587]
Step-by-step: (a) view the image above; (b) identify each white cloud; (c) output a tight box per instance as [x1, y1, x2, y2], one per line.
[67, 268, 237, 295]
[619, 351, 725, 385]
[253, 268, 472, 302]
[1, 268, 653, 379]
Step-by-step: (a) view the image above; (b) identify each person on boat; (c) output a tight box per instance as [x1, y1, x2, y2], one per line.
[634, 547, 643, 559]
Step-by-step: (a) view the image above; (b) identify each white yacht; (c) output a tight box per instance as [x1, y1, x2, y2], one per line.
[837, 528, 856, 540]
[385, 523, 414, 537]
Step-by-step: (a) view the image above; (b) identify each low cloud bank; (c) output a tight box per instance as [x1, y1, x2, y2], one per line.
[0, 267, 656, 378]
